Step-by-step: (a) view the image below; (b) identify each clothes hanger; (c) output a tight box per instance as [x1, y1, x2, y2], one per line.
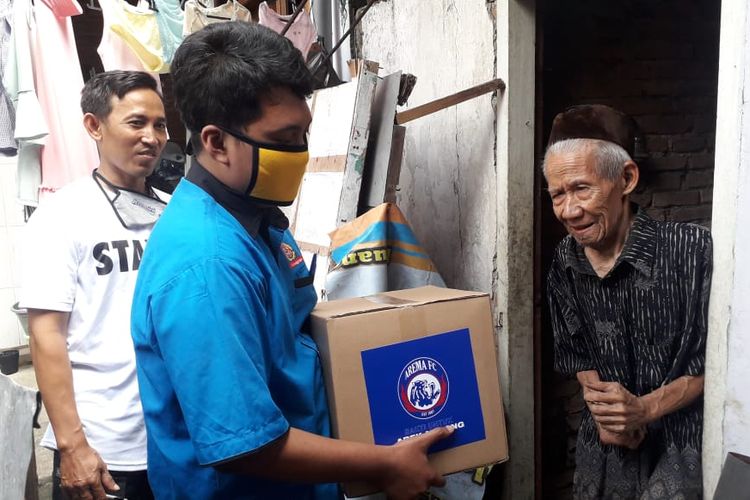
[279, 0, 308, 36]
[194, 0, 232, 19]
[311, 0, 375, 77]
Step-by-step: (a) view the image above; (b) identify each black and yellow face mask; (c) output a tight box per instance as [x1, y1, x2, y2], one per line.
[220, 126, 309, 206]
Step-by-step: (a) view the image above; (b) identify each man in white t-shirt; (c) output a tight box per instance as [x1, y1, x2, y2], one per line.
[19, 70, 168, 500]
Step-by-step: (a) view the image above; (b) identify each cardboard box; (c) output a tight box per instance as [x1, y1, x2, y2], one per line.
[310, 286, 508, 496]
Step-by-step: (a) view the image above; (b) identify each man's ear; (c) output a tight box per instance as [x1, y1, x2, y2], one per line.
[622, 160, 640, 195]
[199, 125, 230, 165]
[83, 113, 103, 142]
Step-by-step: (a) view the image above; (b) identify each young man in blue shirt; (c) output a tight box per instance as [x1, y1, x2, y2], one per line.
[131, 22, 452, 499]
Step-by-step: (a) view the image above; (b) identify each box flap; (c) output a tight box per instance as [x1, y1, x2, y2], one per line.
[383, 286, 486, 303]
[311, 286, 488, 320]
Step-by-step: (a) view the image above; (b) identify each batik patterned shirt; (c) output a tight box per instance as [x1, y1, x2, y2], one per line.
[547, 207, 712, 500]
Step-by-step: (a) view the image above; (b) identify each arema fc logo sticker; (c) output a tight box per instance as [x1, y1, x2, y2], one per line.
[280, 242, 303, 268]
[398, 357, 449, 419]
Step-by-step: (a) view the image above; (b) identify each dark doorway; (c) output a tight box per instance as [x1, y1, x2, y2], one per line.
[535, 1, 721, 498]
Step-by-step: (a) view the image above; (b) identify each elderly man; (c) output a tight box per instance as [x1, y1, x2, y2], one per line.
[544, 105, 711, 499]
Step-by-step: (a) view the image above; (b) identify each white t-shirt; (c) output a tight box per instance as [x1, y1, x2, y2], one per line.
[19, 175, 168, 471]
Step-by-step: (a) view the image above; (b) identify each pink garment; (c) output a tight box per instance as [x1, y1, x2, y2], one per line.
[98, 0, 147, 71]
[30, 0, 99, 195]
[97, 0, 162, 89]
[48, 0, 82, 17]
[258, 2, 316, 60]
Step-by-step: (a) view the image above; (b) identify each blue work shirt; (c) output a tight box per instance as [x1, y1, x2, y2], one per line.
[131, 164, 336, 499]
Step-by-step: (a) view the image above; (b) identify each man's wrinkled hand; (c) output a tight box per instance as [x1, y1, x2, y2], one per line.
[583, 380, 653, 433]
[59, 445, 119, 500]
[595, 421, 646, 450]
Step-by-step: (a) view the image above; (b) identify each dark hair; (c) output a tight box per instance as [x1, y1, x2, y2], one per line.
[80, 70, 161, 118]
[171, 22, 313, 150]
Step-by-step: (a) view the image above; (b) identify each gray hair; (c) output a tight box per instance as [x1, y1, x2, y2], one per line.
[543, 138, 632, 181]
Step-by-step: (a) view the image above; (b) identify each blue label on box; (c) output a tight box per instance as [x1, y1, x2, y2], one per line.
[360, 328, 485, 452]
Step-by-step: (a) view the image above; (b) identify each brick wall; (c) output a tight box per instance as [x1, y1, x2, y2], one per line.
[542, 0, 719, 227]
[539, 0, 720, 498]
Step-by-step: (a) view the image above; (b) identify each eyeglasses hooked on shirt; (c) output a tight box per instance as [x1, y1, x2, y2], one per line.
[93, 170, 167, 230]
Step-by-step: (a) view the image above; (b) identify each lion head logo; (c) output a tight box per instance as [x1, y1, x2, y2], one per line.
[398, 357, 449, 419]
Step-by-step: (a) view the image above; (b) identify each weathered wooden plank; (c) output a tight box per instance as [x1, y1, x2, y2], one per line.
[336, 68, 379, 226]
[384, 125, 406, 204]
[395, 78, 506, 125]
[306, 155, 347, 173]
[361, 71, 401, 209]
[287, 78, 359, 240]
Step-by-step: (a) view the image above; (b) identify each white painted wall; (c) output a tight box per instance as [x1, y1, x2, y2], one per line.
[704, 0, 750, 495]
[361, 1, 536, 498]
[0, 155, 27, 349]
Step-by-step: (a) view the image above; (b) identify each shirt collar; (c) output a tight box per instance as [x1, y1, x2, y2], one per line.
[562, 205, 657, 278]
[185, 160, 289, 237]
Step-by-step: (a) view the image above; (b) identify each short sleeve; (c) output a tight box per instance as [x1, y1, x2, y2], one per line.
[148, 259, 289, 466]
[547, 255, 593, 376]
[18, 201, 78, 312]
[675, 230, 712, 378]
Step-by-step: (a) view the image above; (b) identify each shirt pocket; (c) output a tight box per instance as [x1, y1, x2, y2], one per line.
[627, 280, 684, 347]
[631, 307, 683, 347]
[293, 253, 317, 289]
[592, 317, 629, 363]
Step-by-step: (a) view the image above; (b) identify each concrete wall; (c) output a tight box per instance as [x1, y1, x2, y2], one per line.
[704, 0, 750, 495]
[360, 0, 497, 292]
[361, 1, 537, 497]
[541, 0, 720, 228]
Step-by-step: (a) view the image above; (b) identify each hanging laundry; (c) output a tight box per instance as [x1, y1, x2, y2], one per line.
[3, 0, 48, 205]
[95, 0, 167, 138]
[99, 0, 150, 71]
[15, 144, 43, 206]
[3, 0, 47, 143]
[99, 0, 168, 73]
[0, 0, 16, 155]
[97, 0, 162, 97]
[154, 0, 183, 65]
[259, 1, 316, 60]
[30, 0, 99, 198]
[182, 0, 251, 37]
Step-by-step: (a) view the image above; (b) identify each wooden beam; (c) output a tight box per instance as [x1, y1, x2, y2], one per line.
[395, 78, 506, 125]
[383, 125, 405, 204]
[361, 71, 401, 208]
